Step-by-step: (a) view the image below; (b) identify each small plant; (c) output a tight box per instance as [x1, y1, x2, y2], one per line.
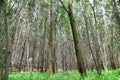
[9, 69, 120, 80]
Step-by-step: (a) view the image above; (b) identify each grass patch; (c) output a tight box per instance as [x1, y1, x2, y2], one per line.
[9, 69, 120, 80]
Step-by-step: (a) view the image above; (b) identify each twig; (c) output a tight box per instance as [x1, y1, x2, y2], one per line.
[59, 0, 69, 13]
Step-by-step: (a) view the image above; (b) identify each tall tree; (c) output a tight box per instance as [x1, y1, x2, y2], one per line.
[68, 0, 86, 75]
[59, 0, 86, 75]
[0, 0, 11, 80]
[48, 0, 54, 75]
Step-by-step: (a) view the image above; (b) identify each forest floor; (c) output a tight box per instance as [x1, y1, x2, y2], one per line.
[9, 69, 120, 80]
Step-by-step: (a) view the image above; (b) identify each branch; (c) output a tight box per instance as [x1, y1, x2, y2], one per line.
[10, 7, 22, 25]
[8, 1, 16, 14]
[59, 0, 69, 13]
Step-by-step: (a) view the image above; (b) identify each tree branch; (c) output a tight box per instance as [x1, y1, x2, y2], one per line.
[59, 0, 69, 13]
[8, 1, 16, 14]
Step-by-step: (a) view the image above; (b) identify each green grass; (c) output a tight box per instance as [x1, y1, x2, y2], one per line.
[9, 69, 120, 80]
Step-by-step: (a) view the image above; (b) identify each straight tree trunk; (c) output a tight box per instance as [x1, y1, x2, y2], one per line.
[91, 5, 102, 75]
[41, 16, 47, 72]
[82, 7, 98, 72]
[2, 0, 10, 80]
[48, 0, 54, 75]
[18, 40, 26, 71]
[0, 2, 4, 80]
[111, 0, 120, 27]
[111, 0, 120, 67]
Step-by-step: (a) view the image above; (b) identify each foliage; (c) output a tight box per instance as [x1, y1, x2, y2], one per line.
[9, 69, 120, 80]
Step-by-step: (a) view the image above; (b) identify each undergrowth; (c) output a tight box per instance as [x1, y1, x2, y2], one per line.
[9, 68, 120, 80]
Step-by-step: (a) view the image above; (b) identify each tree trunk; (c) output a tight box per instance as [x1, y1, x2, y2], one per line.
[68, 0, 86, 75]
[2, 0, 11, 80]
[90, 1, 102, 74]
[111, 0, 120, 68]
[48, 0, 54, 75]
[18, 40, 26, 71]
[82, 7, 98, 72]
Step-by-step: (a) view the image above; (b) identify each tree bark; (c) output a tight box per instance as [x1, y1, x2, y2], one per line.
[48, 0, 54, 75]
[2, 0, 11, 80]
[68, 0, 86, 75]
[91, 5, 102, 75]
[82, 7, 98, 72]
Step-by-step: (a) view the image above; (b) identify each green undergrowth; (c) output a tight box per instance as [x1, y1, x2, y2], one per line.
[9, 69, 120, 80]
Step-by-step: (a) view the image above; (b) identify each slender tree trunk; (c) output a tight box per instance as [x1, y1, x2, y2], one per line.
[82, 8, 98, 72]
[111, 0, 120, 27]
[40, 17, 47, 72]
[108, 30, 117, 69]
[90, 1, 102, 74]
[111, 0, 120, 67]
[18, 40, 26, 71]
[101, 2, 109, 71]
[68, 0, 86, 75]
[48, 0, 54, 75]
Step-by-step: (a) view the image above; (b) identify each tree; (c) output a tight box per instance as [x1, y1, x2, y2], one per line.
[90, 1, 102, 74]
[68, 0, 86, 75]
[59, 0, 86, 75]
[48, 0, 54, 75]
[0, 0, 11, 80]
